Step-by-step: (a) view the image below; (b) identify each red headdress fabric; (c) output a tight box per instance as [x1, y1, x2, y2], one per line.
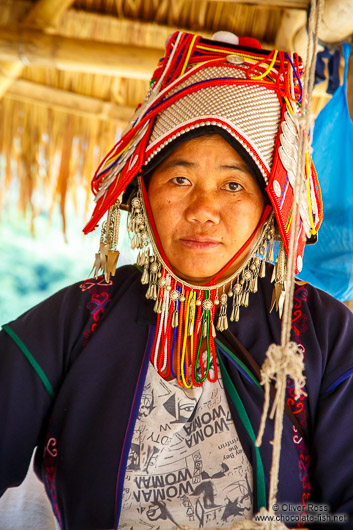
[84, 31, 323, 273]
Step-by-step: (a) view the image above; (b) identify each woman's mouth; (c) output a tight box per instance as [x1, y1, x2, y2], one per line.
[178, 237, 221, 250]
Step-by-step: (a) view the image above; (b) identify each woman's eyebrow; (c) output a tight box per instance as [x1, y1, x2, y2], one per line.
[162, 158, 195, 169]
[218, 163, 250, 173]
[161, 160, 250, 172]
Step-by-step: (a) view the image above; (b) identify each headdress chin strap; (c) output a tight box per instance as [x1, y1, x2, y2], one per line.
[125, 177, 286, 387]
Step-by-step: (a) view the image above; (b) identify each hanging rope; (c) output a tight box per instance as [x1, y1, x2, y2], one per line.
[254, 0, 325, 527]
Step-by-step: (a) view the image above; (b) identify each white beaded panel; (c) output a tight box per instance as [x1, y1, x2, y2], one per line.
[147, 66, 282, 177]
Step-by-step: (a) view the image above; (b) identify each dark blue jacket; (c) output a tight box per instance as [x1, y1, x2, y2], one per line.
[1, 265, 353, 529]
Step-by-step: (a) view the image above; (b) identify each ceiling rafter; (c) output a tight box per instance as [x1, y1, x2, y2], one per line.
[205, 0, 308, 7]
[0, 26, 162, 79]
[0, 0, 75, 99]
[5, 78, 135, 123]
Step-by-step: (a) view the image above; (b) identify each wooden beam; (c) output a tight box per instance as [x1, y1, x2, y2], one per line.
[23, 0, 75, 29]
[204, 0, 308, 7]
[0, 26, 163, 79]
[6, 78, 135, 123]
[0, 0, 75, 99]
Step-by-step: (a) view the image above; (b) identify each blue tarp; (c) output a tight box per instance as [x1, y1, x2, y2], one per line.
[300, 43, 353, 301]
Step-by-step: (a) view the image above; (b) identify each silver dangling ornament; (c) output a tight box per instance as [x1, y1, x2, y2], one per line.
[91, 199, 121, 282]
[170, 289, 181, 328]
[216, 293, 229, 332]
[270, 241, 287, 318]
[146, 258, 160, 299]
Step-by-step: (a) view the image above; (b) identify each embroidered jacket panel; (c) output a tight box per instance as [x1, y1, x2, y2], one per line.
[1, 265, 353, 529]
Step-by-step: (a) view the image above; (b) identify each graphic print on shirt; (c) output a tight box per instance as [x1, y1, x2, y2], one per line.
[119, 363, 253, 528]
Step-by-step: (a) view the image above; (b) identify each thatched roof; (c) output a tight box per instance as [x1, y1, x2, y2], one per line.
[0, 0, 348, 230]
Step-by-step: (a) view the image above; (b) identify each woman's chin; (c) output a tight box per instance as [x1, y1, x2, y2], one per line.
[170, 255, 248, 285]
[171, 264, 221, 285]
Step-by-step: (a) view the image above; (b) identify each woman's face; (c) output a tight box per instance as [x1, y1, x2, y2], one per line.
[147, 134, 265, 284]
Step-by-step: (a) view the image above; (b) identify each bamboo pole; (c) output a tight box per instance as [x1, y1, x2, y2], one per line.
[6, 79, 135, 123]
[0, 0, 74, 99]
[0, 26, 163, 79]
[22, 0, 75, 29]
[203, 0, 308, 6]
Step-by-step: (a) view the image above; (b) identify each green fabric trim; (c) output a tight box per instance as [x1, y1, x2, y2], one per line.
[218, 353, 267, 511]
[214, 337, 262, 390]
[2, 324, 55, 399]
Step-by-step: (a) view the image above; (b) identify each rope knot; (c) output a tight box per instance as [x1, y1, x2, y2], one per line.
[256, 341, 306, 448]
[261, 342, 306, 399]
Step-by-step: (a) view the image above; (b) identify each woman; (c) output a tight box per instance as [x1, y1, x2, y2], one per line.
[1, 31, 353, 529]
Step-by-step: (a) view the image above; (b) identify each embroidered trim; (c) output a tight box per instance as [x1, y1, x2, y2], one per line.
[43, 433, 62, 528]
[287, 285, 311, 525]
[79, 277, 112, 346]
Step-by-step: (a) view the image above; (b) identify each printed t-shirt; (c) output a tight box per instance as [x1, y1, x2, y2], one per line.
[119, 360, 253, 529]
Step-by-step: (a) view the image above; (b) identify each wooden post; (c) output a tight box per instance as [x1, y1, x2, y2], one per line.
[0, 0, 75, 99]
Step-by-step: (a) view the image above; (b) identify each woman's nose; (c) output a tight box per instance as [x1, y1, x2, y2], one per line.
[184, 188, 221, 225]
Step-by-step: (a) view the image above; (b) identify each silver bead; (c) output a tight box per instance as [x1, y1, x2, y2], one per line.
[233, 283, 242, 295]
[243, 271, 252, 281]
[170, 289, 180, 301]
[150, 262, 158, 274]
[220, 293, 228, 305]
[202, 299, 213, 311]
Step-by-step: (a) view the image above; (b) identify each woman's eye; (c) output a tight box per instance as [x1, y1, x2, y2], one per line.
[222, 182, 243, 192]
[171, 176, 191, 186]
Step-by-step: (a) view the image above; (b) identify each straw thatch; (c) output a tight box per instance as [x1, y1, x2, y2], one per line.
[0, 0, 337, 231]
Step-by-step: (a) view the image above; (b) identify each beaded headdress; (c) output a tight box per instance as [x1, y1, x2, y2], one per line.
[83, 31, 323, 386]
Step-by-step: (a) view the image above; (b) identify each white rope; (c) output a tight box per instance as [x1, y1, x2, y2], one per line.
[255, 343, 306, 446]
[254, 0, 325, 527]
